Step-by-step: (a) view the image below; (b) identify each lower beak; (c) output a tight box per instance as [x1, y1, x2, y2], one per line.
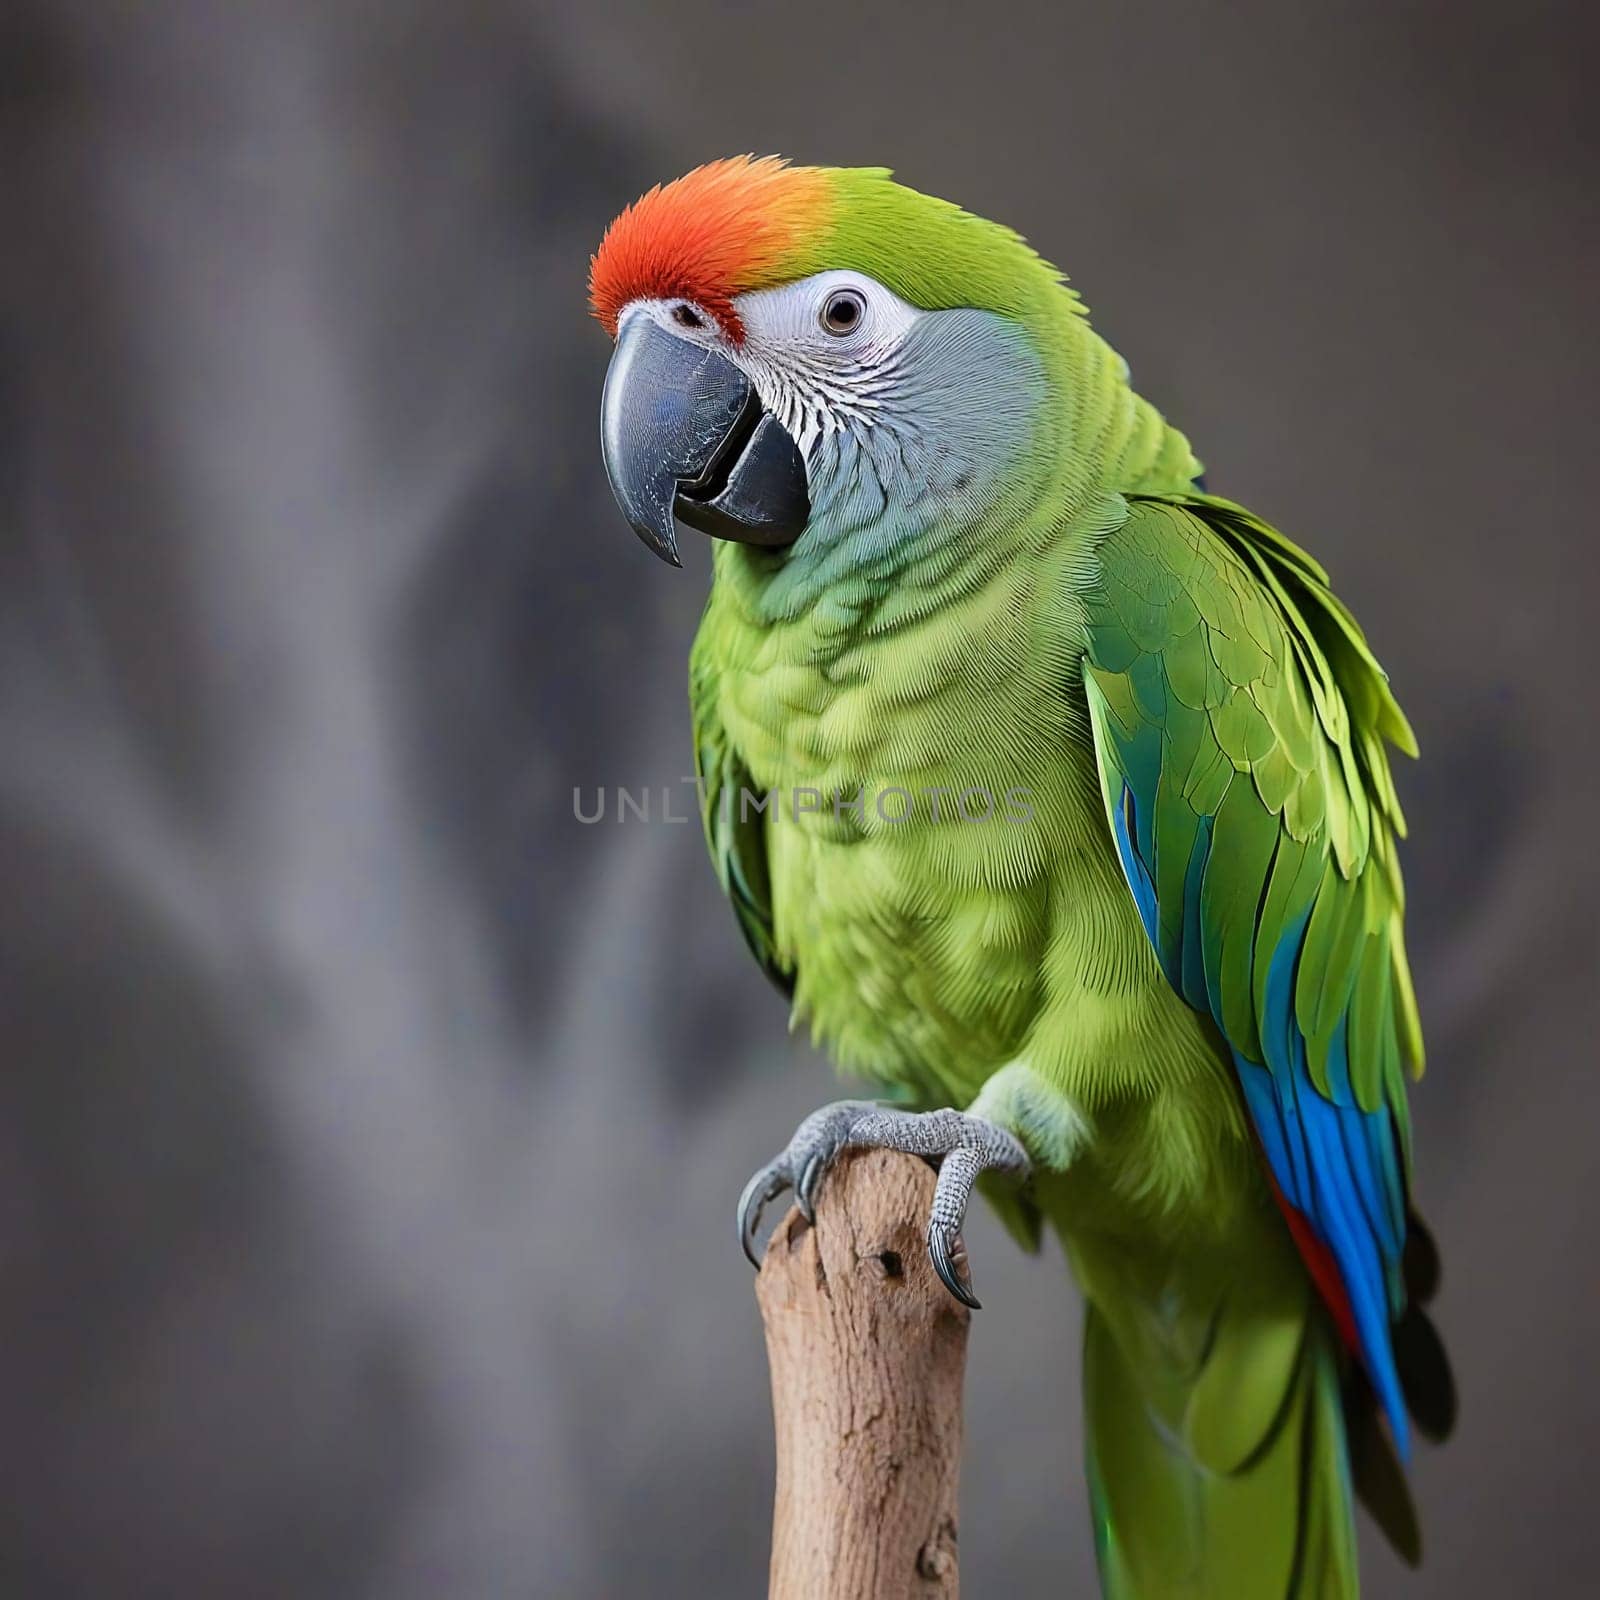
[600, 314, 810, 566]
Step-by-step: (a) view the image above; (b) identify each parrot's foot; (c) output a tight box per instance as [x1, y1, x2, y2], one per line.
[737, 1102, 1030, 1310]
[737, 1098, 878, 1263]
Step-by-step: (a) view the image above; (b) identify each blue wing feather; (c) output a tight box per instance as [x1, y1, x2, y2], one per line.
[1086, 495, 1426, 1455]
[1115, 784, 1413, 1454]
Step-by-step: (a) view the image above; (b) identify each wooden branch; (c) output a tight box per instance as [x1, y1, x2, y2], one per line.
[755, 1147, 969, 1599]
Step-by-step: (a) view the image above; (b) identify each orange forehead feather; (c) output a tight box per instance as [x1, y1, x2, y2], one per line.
[588, 156, 832, 345]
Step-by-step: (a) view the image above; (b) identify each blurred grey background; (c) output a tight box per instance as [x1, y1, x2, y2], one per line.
[1, 1, 1596, 1594]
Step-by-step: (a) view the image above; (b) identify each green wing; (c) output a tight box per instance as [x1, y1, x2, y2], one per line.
[1082, 491, 1427, 1448]
[689, 627, 793, 999]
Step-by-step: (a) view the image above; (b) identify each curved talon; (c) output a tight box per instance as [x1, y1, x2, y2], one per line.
[928, 1225, 982, 1310]
[735, 1099, 877, 1267]
[796, 1152, 827, 1223]
[738, 1163, 790, 1268]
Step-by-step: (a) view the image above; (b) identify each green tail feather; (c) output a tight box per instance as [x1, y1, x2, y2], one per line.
[1084, 1300, 1361, 1600]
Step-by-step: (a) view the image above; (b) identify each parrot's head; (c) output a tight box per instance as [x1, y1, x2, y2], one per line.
[591, 157, 1176, 596]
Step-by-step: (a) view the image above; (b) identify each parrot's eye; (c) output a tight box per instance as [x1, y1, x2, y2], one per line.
[819, 288, 867, 337]
[672, 303, 706, 330]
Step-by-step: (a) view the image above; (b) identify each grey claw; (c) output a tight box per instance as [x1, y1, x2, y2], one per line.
[738, 1164, 789, 1269]
[736, 1100, 877, 1266]
[796, 1152, 827, 1223]
[928, 1224, 982, 1310]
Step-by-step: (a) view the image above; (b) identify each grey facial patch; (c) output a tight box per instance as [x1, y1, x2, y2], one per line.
[756, 309, 1047, 617]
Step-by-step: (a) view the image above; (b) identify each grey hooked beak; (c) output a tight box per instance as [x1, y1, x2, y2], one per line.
[600, 314, 810, 566]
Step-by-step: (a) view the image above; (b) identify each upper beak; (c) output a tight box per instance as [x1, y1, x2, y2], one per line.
[600, 314, 810, 566]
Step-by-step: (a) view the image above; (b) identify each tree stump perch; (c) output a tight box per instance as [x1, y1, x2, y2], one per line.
[755, 1147, 970, 1599]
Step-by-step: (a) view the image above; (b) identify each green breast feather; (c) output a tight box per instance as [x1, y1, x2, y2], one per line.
[690, 615, 792, 999]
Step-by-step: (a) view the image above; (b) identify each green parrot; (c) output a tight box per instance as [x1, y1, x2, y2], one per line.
[591, 156, 1454, 1597]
